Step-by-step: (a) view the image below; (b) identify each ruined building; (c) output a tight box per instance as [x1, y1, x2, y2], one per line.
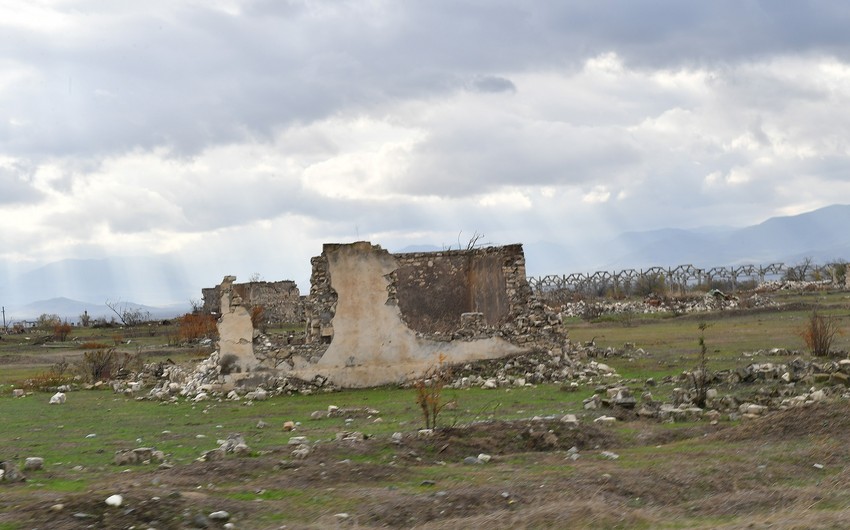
[202, 280, 303, 323]
[213, 242, 564, 388]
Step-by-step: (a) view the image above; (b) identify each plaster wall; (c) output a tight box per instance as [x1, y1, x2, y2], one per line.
[294, 242, 522, 387]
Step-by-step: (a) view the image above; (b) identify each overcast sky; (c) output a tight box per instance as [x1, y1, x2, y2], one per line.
[2, 0, 850, 299]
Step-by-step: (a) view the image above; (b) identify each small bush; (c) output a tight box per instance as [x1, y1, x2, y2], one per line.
[177, 313, 218, 342]
[79, 341, 111, 350]
[801, 309, 842, 356]
[53, 322, 72, 342]
[76, 349, 142, 382]
[15, 358, 73, 391]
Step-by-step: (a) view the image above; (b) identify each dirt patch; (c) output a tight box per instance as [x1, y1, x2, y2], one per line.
[710, 401, 850, 443]
[398, 419, 620, 462]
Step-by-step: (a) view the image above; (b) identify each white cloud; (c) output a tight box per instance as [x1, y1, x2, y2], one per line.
[2, 2, 850, 300]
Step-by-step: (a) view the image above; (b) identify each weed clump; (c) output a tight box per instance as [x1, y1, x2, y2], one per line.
[415, 353, 454, 430]
[801, 308, 842, 356]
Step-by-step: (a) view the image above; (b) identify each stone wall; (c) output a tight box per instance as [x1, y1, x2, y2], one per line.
[293, 242, 564, 387]
[202, 280, 303, 323]
[390, 244, 527, 333]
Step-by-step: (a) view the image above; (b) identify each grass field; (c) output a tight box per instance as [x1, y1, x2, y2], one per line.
[2, 290, 850, 528]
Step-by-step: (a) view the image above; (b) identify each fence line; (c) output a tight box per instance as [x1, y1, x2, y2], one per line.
[527, 261, 845, 297]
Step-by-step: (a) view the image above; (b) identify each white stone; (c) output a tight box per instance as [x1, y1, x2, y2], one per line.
[560, 414, 579, 426]
[12, 389, 24, 398]
[49, 392, 66, 405]
[593, 415, 617, 424]
[105, 494, 123, 507]
[24, 457, 44, 470]
[209, 510, 230, 521]
[288, 436, 309, 445]
[477, 453, 492, 463]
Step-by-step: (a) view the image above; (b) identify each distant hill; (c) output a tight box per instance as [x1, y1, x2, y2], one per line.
[0, 256, 197, 308]
[525, 204, 850, 276]
[5, 297, 189, 323]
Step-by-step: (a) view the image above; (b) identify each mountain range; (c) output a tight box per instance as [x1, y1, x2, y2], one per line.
[522, 204, 850, 276]
[2, 204, 850, 322]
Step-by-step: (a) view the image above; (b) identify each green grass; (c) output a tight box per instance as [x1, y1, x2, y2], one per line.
[4, 297, 850, 528]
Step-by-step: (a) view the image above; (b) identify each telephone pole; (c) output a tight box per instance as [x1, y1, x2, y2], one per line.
[2, 306, 5, 332]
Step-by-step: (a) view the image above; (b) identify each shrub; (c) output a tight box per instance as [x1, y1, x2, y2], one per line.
[801, 309, 842, 356]
[79, 341, 111, 350]
[15, 358, 73, 391]
[36, 313, 61, 330]
[53, 321, 72, 342]
[75, 348, 142, 382]
[177, 313, 217, 342]
[634, 273, 666, 297]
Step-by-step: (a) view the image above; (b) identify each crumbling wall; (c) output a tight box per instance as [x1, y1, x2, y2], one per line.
[391, 245, 528, 333]
[216, 276, 259, 375]
[202, 280, 303, 323]
[295, 242, 525, 387]
[291, 241, 565, 387]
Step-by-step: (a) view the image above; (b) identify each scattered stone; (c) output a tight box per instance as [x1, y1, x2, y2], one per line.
[560, 414, 579, 426]
[391, 432, 403, 444]
[593, 415, 617, 424]
[283, 421, 296, 431]
[256, 420, 268, 429]
[49, 392, 66, 405]
[209, 510, 230, 521]
[335, 431, 365, 442]
[600, 451, 619, 460]
[292, 444, 311, 459]
[105, 494, 123, 507]
[12, 389, 24, 398]
[23, 457, 44, 471]
[463, 456, 483, 465]
[191, 514, 211, 528]
[288, 436, 309, 445]
[477, 453, 492, 463]
[813, 463, 825, 470]
[0, 461, 25, 482]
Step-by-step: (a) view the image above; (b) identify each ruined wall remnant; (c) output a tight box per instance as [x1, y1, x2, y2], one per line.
[202, 280, 303, 323]
[206, 242, 563, 389]
[392, 245, 528, 333]
[216, 276, 259, 375]
[291, 242, 525, 386]
[290, 241, 559, 387]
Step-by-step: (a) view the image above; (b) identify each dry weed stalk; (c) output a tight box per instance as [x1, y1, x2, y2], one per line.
[415, 353, 453, 430]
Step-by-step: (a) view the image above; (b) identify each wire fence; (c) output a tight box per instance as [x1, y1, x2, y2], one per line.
[528, 261, 846, 300]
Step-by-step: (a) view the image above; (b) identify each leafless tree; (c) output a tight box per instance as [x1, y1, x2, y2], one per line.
[105, 299, 151, 327]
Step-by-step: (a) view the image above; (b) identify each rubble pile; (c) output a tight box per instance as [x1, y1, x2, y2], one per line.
[559, 291, 778, 319]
